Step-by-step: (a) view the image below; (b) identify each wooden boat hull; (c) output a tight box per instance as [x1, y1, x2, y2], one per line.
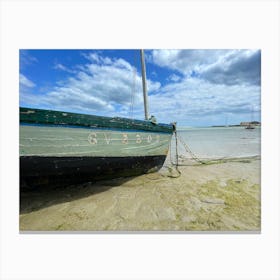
[20, 108, 174, 187]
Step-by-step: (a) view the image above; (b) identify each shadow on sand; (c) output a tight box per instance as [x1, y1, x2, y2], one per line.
[20, 176, 136, 214]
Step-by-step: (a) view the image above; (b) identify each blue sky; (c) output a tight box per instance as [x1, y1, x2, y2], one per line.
[19, 49, 261, 127]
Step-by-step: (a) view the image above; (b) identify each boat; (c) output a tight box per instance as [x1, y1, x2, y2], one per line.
[20, 50, 175, 187]
[245, 123, 255, 129]
[245, 107, 255, 129]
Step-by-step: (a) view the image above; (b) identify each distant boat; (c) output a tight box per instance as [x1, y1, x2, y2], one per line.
[245, 123, 255, 129]
[245, 107, 255, 129]
[20, 50, 175, 187]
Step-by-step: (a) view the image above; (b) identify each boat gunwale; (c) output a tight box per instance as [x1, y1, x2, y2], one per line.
[20, 107, 174, 133]
[20, 122, 173, 134]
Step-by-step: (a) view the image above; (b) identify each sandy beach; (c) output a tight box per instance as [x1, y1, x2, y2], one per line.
[20, 157, 260, 232]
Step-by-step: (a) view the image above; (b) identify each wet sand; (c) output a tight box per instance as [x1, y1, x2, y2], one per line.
[20, 158, 261, 231]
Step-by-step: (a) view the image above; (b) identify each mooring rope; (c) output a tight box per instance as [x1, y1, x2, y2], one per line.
[164, 129, 181, 178]
[150, 127, 260, 182]
[168, 129, 205, 168]
[176, 133, 206, 165]
[173, 131, 260, 167]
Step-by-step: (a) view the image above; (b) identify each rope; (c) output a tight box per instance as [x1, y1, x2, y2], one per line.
[165, 127, 181, 178]
[176, 132, 230, 165]
[176, 133, 206, 165]
[150, 128, 260, 181]
[175, 131, 260, 166]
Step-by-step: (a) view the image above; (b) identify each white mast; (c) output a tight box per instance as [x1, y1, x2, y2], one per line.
[140, 49, 150, 120]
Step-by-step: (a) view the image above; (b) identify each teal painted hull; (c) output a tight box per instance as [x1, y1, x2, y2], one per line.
[20, 124, 172, 157]
[20, 108, 174, 186]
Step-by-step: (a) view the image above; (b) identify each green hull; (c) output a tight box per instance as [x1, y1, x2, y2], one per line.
[20, 107, 174, 186]
[20, 107, 173, 133]
[20, 125, 172, 157]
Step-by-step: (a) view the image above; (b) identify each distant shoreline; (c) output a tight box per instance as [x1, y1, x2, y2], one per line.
[177, 122, 261, 129]
[177, 124, 261, 129]
[211, 125, 241, 127]
[212, 121, 261, 128]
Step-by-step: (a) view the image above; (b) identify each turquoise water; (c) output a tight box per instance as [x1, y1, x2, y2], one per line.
[171, 126, 261, 160]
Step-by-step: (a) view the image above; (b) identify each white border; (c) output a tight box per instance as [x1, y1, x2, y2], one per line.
[1, 0, 279, 279]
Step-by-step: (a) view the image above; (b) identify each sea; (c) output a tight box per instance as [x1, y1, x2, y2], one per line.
[169, 126, 261, 162]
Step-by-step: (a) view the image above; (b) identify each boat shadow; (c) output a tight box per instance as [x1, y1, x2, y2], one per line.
[20, 176, 136, 214]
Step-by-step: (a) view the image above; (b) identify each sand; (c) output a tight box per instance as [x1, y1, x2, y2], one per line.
[20, 158, 261, 232]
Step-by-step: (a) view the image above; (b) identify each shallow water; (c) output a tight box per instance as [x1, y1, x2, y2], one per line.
[171, 126, 261, 160]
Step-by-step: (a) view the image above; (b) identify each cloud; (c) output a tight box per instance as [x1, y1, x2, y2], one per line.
[20, 50, 261, 126]
[20, 74, 38, 108]
[151, 49, 224, 74]
[148, 49, 261, 125]
[82, 52, 113, 65]
[151, 49, 261, 86]
[148, 76, 260, 125]
[53, 63, 75, 73]
[200, 50, 261, 86]
[19, 74, 35, 88]
[20, 50, 38, 70]
[167, 74, 181, 82]
[20, 52, 161, 118]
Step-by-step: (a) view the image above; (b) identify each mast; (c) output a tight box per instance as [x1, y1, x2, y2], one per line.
[140, 49, 150, 120]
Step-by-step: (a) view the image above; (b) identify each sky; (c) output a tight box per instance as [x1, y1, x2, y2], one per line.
[19, 49, 261, 127]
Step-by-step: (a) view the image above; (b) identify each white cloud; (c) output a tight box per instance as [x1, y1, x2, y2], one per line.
[20, 50, 261, 126]
[168, 74, 181, 82]
[151, 49, 224, 75]
[53, 63, 75, 73]
[82, 52, 113, 65]
[151, 49, 261, 86]
[200, 50, 261, 85]
[19, 74, 35, 88]
[20, 52, 161, 118]
[20, 50, 38, 70]
[148, 77, 260, 125]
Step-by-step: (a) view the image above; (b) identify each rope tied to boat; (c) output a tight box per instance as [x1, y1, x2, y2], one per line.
[172, 130, 260, 167]
[164, 124, 181, 178]
[167, 126, 206, 177]
[176, 133, 206, 165]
